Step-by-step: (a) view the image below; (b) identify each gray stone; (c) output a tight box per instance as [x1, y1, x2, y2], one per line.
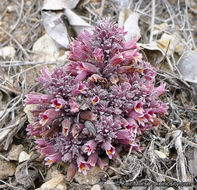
[75, 166, 107, 185]
[8, 144, 24, 161]
[103, 180, 120, 190]
[24, 104, 37, 124]
[45, 165, 62, 181]
[39, 174, 67, 190]
[130, 187, 146, 190]
[91, 184, 101, 190]
[107, 168, 115, 177]
[0, 160, 16, 179]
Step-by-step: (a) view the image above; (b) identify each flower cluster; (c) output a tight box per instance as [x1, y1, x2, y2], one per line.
[25, 20, 167, 181]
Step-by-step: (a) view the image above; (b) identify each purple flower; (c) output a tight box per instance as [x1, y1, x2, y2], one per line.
[128, 109, 143, 121]
[84, 140, 97, 156]
[97, 157, 108, 170]
[67, 62, 98, 83]
[134, 101, 144, 114]
[154, 82, 165, 97]
[25, 92, 52, 104]
[52, 98, 67, 110]
[102, 141, 115, 159]
[116, 129, 131, 140]
[26, 124, 42, 137]
[77, 156, 90, 175]
[39, 109, 59, 126]
[62, 119, 71, 137]
[69, 30, 93, 62]
[92, 96, 99, 105]
[123, 38, 139, 50]
[71, 124, 80, 138]
[71, 82, 87, 96]
[92, 48, 104, 68]
[45, 153, 62, 165]
[87, 152, 98, 167]
[62, 153, 72, 162]
[67, 162, 78, 182]
[37, 67, 52, 85]
[35, 139, 48, 147]
[39, 145, 55, 155]
[69, 98, 79, 113]
[109, 49, 140, 66]
[25, 19, 168, 181]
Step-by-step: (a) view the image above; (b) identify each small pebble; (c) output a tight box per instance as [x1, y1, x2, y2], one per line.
[91, 184, 101, 190]
[8, 144, 24, 161]
[19, 151, 31, 163]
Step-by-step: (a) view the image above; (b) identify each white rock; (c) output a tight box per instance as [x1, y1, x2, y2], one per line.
[39, 174, 67, 190]
[8, 144, 24, 161]
[123, 12, 141, 41]
[91, 184, 101, 190]
[33, 34, 58, 61]
[154, 150, 167, 159]
[32, 34, 65, 62]
[7, 5, 17, 12]
[0, 46, 16, 59]
[19, 151, 31, 163]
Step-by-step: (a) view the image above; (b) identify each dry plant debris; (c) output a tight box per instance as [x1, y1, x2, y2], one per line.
[0, 0, 197, 190]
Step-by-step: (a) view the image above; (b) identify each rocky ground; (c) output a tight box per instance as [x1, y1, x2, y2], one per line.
[0, 0, 197, 190]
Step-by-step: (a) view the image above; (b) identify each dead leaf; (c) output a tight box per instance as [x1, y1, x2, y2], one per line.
[185, 147, 197, 176]
[0, 89, 11, 112]
[153, 23, 168, 36]
[177, 50, 197, 91]
[118, 9, 141, 41]
[64, 8, 92, 35]
[139, 42, 164, 66]
[42, 0, 80, 10]
[157, 33, 182, 56]
[78, 0, 90, 7]
[42, 11, 70, 48]
[15, 162, 39, 188]
[154, 150, 167, 159]
[114, 0, 131, 9]
[0, 128, 12, 143]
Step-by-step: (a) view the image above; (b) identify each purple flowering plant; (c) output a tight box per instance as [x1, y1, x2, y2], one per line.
[25, 20, 168, 181]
